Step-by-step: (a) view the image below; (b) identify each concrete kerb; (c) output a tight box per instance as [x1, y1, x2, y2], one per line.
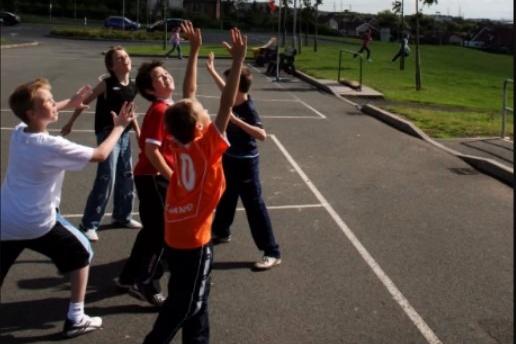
[292, 70, 514, 187]
[362, 104, 513, 187]
[0, 41, 39, 49]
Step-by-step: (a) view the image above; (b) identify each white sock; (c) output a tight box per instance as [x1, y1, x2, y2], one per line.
[67, 302, 85, 323]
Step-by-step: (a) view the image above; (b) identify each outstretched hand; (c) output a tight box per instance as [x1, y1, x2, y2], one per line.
[222, 28, 247, 63]
[111, 101, 135, 128]
[205, 51, 215, 70]
[69, 85, 92, 110]
[181, 20, 202, 52]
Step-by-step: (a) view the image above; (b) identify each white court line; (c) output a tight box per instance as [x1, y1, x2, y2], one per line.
[197, 94, 300, 102]
[60, 204, 324, 218]
[270, 134, 443, 344]
[248, 64, 327, 119]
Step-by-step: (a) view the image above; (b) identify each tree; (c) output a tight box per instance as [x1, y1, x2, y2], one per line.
[414, 0, 438, 90]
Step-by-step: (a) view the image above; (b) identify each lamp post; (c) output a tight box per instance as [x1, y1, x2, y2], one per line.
[122, 0, 125, 30]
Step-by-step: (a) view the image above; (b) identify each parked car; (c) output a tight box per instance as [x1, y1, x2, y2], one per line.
[146, 18, 184, 32]
[0, 11, 21, 26]
[104, 16, 141, 31]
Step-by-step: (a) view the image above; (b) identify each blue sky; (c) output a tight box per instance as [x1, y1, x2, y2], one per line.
[315, 0, 513, 20]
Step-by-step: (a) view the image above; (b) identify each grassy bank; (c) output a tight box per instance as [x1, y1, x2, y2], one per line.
[296, 39, 513, 138]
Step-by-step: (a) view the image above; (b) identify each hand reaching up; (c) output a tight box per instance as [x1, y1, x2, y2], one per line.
[68, 85, 92, 110]
[111, 101, 135, 128]
[222, 28, 247, 63]
[206, 51, 215, 71]
[181, 20, 202, 53]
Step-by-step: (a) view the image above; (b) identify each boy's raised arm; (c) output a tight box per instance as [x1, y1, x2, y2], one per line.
[205, 52, 225, 92]
[181, 21, 202, 99]
[215, 28, 247, 134]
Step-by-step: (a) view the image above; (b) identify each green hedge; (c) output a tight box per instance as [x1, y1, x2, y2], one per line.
[50, 27, 165, 41]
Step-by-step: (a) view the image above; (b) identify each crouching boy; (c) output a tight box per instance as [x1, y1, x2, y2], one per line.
[0, 78, 135, 338]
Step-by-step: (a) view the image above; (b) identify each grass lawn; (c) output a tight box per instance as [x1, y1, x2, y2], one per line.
[295, 39, 513, 138]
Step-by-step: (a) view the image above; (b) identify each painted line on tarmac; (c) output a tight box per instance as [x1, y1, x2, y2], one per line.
[197, 94, 300, 102]
[60, 204, 324, 219]
[270, 134, 443, 344]
[248, 65, 327, 119]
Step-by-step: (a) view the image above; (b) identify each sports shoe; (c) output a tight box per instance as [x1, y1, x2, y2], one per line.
[63, 314, 102, 338]
[254, 256, 282, 270]
[211, 234, 231, 244]
[129, 282, 166, 307]
[111, 219, 142, 229]
[83, 229, 99, 242]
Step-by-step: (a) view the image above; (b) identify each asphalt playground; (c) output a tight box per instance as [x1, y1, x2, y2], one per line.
[0, 32, 513, 344]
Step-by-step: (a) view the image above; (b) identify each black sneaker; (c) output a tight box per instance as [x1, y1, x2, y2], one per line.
[129, 283, 166, 307]
[63, 315, 102, 338]
[212, 234, 231, 244]
[114, 277, 133, 291]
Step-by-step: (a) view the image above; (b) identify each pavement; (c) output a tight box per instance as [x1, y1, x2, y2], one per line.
[0, 28, 513, 344]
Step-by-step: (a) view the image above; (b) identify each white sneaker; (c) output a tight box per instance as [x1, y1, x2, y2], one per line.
[83, 229, 99, 242]
[254, 256, 282, 270]
[63, 314, 102, 338]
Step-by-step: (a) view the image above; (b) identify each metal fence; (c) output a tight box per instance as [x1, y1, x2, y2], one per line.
[501, 78, 513, 138]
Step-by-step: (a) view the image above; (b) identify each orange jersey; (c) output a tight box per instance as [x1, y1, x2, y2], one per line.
[164, 123, 230, 249]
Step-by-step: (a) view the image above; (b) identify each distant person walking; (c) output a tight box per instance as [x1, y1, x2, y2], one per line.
[165, 26, 182, 59]
[392, 34, 410, 62]
[353, 28, 373, 62]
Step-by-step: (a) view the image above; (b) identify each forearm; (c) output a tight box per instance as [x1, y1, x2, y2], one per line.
[132, 118, 141, 141]
[216, 59, 244, 131]
[230, 115, 266, 140]
[91, 126, 124, 162]
[183, 48, 200, 99]
[145, 144, 173, 180]
[56, 98, 75, 111]
[207, 67, 226, 91]
[65, 109, 83, 126]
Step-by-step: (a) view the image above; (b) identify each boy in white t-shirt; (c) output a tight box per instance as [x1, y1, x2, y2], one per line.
[0, 78, 135, 338]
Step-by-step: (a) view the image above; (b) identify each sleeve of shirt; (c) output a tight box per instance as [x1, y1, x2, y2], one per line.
[144, 103, 166, 147]
[203, 124, 230, 164]
[47, 136, 94, 171]
[245, 100, 263, 128]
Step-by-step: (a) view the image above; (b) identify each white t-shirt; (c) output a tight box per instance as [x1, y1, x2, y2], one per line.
[1, 123, 94, 240]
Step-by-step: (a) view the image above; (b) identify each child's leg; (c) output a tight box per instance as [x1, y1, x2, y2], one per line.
[81, 129, 119, 231]
[240, 157, 280, 258]
[119, 176, 166, 292]
[112, 131, 135, 224]
[143, 245, 212, 344]
[177, 44, 182, 59]
[365, 47, 371, 60]
[211, 156, 240, 239]
[70, 265, 89, 303]
[0, 241, 25, 285]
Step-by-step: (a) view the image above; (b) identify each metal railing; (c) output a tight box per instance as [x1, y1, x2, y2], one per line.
[337, 49, 363, 91]
[501, 79, 513, 138]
